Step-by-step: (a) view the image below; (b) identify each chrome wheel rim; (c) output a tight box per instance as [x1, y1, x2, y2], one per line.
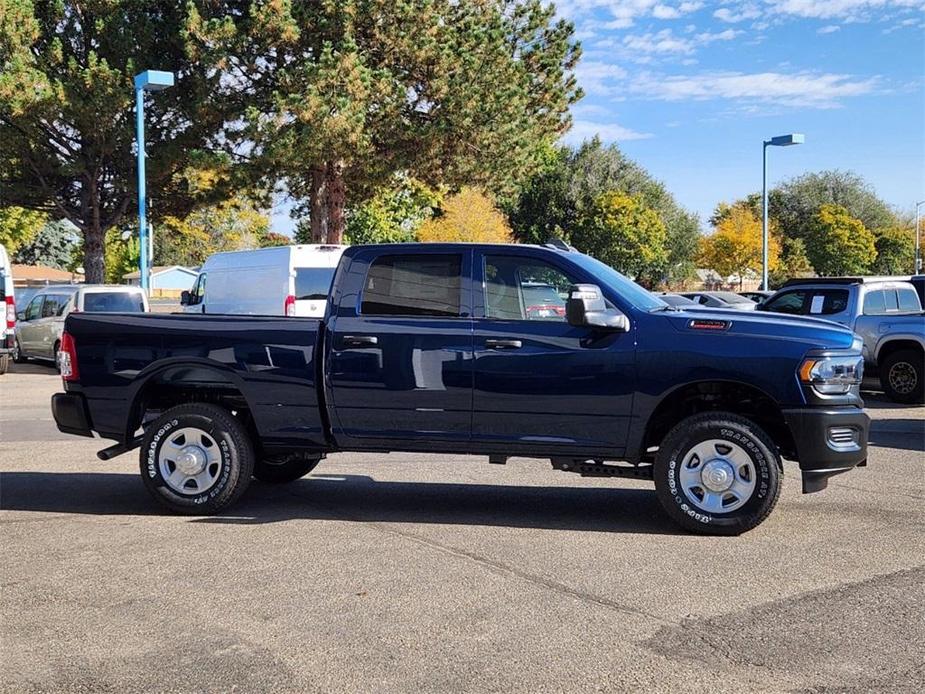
[888, 361, 917, 395]
[678, 439, 757, 514]
[157, 427, 222, 495]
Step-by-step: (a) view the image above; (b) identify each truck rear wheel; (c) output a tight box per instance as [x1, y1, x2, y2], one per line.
[879, 349, 924, 404]
[140, 403, 254, 515]
[653, 412, 782, 535]
[253, 452, 321, 483]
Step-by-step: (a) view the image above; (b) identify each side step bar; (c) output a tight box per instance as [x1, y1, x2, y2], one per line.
[550, 458, 654, 480]
[97, 436, 143, 461]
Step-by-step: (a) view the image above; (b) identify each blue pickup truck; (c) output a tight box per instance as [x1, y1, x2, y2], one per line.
[51, 243, 869, 534]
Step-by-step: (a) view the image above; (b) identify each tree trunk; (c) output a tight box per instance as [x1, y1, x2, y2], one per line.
[325, 159, 346, 244]
[81, 177, 106, 284]
[309, 164, 327, 243]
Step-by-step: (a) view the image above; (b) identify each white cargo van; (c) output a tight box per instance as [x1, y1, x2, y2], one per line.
[0, 244, 15, 374]
[181, 245, 346, 317]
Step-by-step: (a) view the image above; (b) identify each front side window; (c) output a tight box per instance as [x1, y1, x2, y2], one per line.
[188, 274, 206, 305]
[361, 254, 461, 317]
[485, 256, 574, 321]
[764, 290, 807, 315]
[25, 295, 44, 321]
[807, 289, 849, 315]
[82, 292, 145, 312]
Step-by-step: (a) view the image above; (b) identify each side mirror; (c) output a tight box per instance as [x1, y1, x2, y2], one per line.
[16, 311, 25, 321]
[179, 290, 191, 306]
[566, 284, 630, 332]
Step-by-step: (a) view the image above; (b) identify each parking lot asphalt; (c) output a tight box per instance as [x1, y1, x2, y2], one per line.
[1, 361, 923, 694]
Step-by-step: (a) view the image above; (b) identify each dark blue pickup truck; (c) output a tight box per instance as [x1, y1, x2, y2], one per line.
[52, 243, 869, 534]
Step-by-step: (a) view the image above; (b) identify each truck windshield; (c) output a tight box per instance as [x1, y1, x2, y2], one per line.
[567, 253, 668, 312]
[295, 267, 336, 301]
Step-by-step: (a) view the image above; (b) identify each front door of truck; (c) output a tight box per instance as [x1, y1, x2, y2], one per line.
[471, 251, 635, 457]
[326, 249, 474, 450]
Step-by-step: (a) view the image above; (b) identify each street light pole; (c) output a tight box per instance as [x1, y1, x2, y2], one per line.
[134, 70, 174, 293]
[761, 133, 804, 291]
[915, 200, 924, 275]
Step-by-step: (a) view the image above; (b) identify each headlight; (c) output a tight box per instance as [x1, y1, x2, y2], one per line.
[799, 356, 864, 394]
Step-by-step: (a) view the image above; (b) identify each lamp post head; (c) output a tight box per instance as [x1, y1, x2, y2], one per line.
[767, 133, 804, 147]
[134, 70, 175, 92]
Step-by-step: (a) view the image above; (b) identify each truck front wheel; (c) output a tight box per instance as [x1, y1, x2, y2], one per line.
[653, 412, 782, 535]
[879, 349, 924, 404]
[253, 452, 321, 483]
[140, 403, 255, 515]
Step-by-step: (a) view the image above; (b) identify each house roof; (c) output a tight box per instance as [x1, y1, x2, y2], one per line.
[122, 265, 198, 280]
[12, 264, 83, 284]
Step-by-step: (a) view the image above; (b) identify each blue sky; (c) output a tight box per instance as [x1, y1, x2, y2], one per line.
[272, 0, 924, 233]
[558, 0, 925, 226]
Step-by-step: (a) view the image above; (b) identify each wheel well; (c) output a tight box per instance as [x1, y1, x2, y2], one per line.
[877, 339, 923, 365]
[129, 366, 259, 447]
[643, 381, 795, 460]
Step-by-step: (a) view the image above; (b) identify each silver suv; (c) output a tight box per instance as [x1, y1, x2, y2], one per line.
[14, 285, 148, 368]
[761, 277, 924, 403]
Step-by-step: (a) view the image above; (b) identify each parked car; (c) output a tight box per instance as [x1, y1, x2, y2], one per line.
[656, 292, 698, 308]
[52, 243, 869, 535]
[760, 277, 924, 403]
[0, 244, 14, 375]
[521, 281, 567, 319]
[680, 291, 757, 310]
[739, 290, 775, 304]
[181, 244, 346, 318]
[14, 285, 148, 367]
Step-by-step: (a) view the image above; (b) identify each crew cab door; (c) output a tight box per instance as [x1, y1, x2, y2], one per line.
[471, 250, 635, 456]
[325, 249, 474, 449]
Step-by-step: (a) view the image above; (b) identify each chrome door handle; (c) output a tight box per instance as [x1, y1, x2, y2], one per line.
[485, 339, 522, 350]
[342, 335, 379, 348]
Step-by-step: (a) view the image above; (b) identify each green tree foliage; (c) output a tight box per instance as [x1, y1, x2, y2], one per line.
[0, 206, 48, 255]
[771, 170, 895, 239]
[872, 225, 915, 275]
[572, 192, 667, 280]
[805, 204, 877, 276]
[249, 0, 582, 244]
[507, 139, 699, 284]
[768, 237, 814, 288]
[341, 175, 440, 245]
[104, 228, 140, 283]
[0, 1, 272, 282]
[13, 219, 80, 269]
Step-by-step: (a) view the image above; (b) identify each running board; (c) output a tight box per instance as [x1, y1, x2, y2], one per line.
[550, 458, 654, 480]
[97, 436, 143, 461]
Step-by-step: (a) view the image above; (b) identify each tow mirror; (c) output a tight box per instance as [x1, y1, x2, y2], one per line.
[179, 290, 190, 306]
[566, 284, 630, 332]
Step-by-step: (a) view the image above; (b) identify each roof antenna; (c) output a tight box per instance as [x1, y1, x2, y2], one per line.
[544, 237, 575, 252]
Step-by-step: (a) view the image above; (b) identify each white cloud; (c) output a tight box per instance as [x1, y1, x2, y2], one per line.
[817, 24, 842, 32]
[554, 0, 705, 28]
[564, 119, 653, 144]
[653, 4, 682, 18]
[575, 60, 629, 95]
[623, 29, 696, 53]
[713, 4, 762, 22]
[630, 70, 878, 108]
[766, 0, 923, 20]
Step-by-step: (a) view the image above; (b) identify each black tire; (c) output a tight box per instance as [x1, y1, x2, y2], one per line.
[654, 412, 783, 536]
[140, 403, 255, 515]
[253, 452, 322, 483]
[0, 354, 9, 375]
[12, 338, 26, 363]
[879, 349, 924, 404]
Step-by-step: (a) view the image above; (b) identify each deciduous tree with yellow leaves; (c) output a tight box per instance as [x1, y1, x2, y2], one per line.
[699, 207, 779, 289]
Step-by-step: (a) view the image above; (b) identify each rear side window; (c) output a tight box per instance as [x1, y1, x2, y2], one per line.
[294, 267, 335, 301]
[82, 292, 145, 312]
[864, 290, 886, 315]
[898, 288, 921, 312]
[807, 289, 849, 315]
[764, 290, 806, 314]
[361, 254, 461, 317]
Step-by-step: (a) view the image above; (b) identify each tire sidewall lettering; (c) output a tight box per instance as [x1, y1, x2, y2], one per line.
[148, 417, 231, 505]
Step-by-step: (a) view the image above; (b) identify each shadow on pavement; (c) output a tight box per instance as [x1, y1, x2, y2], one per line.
[868, 419, 925, 453]
[5, 362, 57, 375]
[0, 470, 682, 535]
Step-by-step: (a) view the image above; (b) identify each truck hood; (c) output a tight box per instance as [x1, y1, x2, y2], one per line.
[663, 307, 857, 350]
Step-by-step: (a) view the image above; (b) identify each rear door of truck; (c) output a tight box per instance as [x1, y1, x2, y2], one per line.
[324, 247, 474, 450]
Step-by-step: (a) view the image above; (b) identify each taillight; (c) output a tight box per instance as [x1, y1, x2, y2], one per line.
[4, 296, 14, 329]
[59, 331, 79, 382]
[284, 294, 296, 317]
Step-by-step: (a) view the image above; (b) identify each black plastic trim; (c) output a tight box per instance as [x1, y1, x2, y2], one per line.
[51, 392, 93, 437]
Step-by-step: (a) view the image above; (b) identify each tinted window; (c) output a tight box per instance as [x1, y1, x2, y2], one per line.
[361, 254, 461, 317]
[807, 289, 849, 315]
[485, 256, 575, 321]
[897, 288, 921, 312]
[764, 290, 807, 315]
[25, 295, 44, 321]
[82, 292, 145, 312]
[189, 273, 206, 305]
[712, 292, 751, 304]
[40, 294, 67, 318]
[864, 290, 886, 315]
[295, 267, 335, 301]
[883, 289, 899, 312]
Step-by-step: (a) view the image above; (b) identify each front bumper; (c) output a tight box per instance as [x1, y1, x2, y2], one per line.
[783, 407, 869, 493]
[51, 392, 94, 438]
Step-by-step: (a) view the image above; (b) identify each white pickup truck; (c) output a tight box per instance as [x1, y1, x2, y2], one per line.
[760, 277, 925, 403]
